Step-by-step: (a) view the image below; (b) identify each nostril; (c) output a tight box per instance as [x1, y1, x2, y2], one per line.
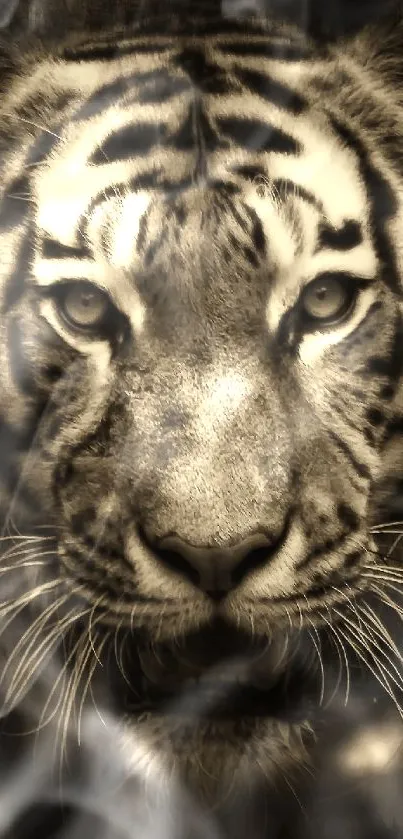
[231, 545, 276, 586]
[138, 527, 202, 588]
[155, 546, 201, 588]
[138, 518, 290, 595]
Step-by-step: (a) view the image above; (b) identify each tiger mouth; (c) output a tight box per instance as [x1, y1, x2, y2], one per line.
[104, 621, 320, 724]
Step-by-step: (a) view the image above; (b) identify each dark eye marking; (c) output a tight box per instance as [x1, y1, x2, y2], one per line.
[41, 237, 92, 260]
[316, 219, 363, 252]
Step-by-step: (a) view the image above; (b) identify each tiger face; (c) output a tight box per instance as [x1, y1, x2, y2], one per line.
[0, 18, 402, 805]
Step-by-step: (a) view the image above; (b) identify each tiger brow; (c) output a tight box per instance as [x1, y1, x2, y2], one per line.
[41, 237, 92, 260]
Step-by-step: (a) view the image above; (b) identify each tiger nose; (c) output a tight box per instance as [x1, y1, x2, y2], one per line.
[144, 531, 276, 601]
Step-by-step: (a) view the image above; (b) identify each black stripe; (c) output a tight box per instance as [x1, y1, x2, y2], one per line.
[42, 238, 92, 260]
[296, 530, 352, 570]
[328, 116, 400, 293]
[227, 199, 252, 235]
[217, 117, 301, 154]
[337, 301, 383, 358]
[90, 122, 166, 165]
[366, 407, 385, 426]
[74, 76, 138, 122]
[82, 171, 194, 234]
[251, 215, 266, 255]
[74, 72, 189, 123]
[0, 416, 39, 497]
[0, 127, 63, 233]
[175, 47, 232, 95]
[217, 40, 309, 61]
[344, 550, 362, 570]
[235, 68, 307, 114]
[25, 125, 62, 167]
[232, 164, 267, 182]
[360, 315, 403, 381]
[172, 105, 217, 155]
[272, 178, 322, 210]
[3, 223, 34, 312]
[328, 400, 372, 441]
[137, 72, 191, 103]
[0, 175, 31, 231]
[63, 42, 171, 62]
[329, 430, 371, 480]
[316, 219, 362, 252]
[379, 384, 395, 401]
[7, 316, 39, 396]
[384, 416, 403, 441]
[337, 502, 359, 530]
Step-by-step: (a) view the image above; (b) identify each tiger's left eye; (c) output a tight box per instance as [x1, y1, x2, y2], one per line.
[300, 275, 353, 324]
[58, 282, 110, 330]
[62, 283, 108, 328]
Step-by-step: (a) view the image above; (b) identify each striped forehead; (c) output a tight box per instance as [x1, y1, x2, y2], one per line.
[31, 39, 372, 246]
[27, 38, 378, 316]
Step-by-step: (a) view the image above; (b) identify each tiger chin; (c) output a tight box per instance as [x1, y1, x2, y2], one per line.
[0, 0, 403, 830]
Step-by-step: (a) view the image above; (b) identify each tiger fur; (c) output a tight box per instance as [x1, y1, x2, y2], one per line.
[0, 2, 402, 836]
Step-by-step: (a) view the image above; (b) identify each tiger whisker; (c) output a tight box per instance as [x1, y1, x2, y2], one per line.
[88, 595, 107, 666]
[0, 578, 63, 622]
[77, 630, 110, 747]
[32, 612, 91, 737]
[371, 582, 403, 611]
[1, 591, 72, 692]
[114, 623, 133, 690]
[1, 113, 63, 140]
[357, 601, 403, 666]
[0, 542, 56, 563]
[320, 610, 349, 707]
[335, 622, 403, 718]
[338, 612, 403, 699]
[307, 620, 325, 706]
[363, 562, 403, 575]
[371, 522, 403, 532]
[333, 605, 403, 691]
[58, 632, 95, 765]
[4, 605, 84, 709]
[363, 572, 403, 586]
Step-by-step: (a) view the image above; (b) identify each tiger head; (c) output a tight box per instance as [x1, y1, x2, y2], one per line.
[0, 14, 402, 805]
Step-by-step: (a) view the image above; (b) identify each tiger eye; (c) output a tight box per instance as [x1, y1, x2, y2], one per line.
[301, 276, 351, 323]
[61, 283, 109, 329]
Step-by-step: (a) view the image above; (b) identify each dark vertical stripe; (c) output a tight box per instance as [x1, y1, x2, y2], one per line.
[329, 430, 371, 480]
[3, 222, 34, 312]
[0, 175, 31, 231]
[328, 116, 400, 293]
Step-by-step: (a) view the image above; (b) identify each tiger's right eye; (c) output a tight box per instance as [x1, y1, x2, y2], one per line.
[59, 282, 109, 330]
[300, 274, 355, 327]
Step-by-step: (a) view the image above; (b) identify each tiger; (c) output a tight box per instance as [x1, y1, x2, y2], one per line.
[0, 0, 403, 836]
